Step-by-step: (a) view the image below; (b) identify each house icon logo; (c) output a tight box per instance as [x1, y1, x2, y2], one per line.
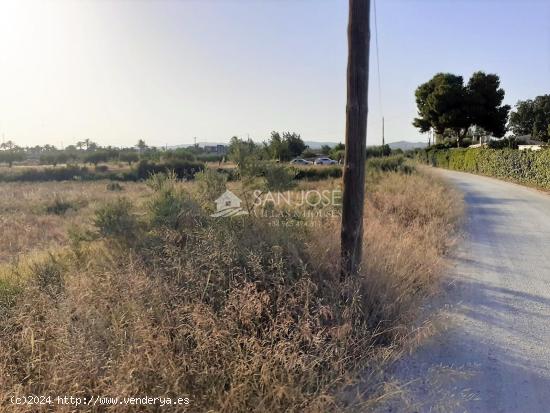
[211, 190, 248, 217]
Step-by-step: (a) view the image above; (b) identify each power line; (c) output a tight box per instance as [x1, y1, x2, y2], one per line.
[373, 0, 382, 113]
[373, 0, 384, 144]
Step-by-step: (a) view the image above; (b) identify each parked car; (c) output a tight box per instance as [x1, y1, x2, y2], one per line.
[314, 157, 337, 165]
[290, 158, 313, 165]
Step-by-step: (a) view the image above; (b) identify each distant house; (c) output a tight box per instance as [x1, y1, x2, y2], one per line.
[516, 135, 546, 151]
[518, 145, 544, 151]
[203, 144, 227, 154]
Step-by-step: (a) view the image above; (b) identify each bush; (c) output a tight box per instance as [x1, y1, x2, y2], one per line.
[162, 148, 196, 162]
[196, 153, 224, 163]
[106, 182, 124, 191]
[294, 166, 343, 181]
[367, 155, 414, 174]
[195, 169, 228, 207]
[30, 254, 66, 297]
[366, 144, 392, 158]
[94, 198, 139, 239]
[146, 173, 203, 230]
[215, 167, 239, 181]
[0, 165, 94, 182]
[45, 197, 78, 215]
[136, 159, 205, 180]
[422, 147, 550, 188]
[262, 163, 297, 191]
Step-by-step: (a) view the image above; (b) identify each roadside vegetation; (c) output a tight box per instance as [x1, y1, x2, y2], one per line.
[0, 154, 462, 412]
[419, 147, 550, 189]
[412, 71, 550, 189]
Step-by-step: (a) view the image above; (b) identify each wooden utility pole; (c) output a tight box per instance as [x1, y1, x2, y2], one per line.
[341, 0, 371, 278]
[382, 116, 385, 146]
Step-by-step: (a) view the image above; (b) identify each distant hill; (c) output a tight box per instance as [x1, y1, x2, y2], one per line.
[166, 140, 425, 151]
[168, 141, 342, 150]
[387, 141, 427, 151]
[304, 141, 340, 149]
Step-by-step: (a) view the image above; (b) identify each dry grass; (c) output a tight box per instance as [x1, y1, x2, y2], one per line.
[0, 181, 149, 264]
[0, 168, 462, 412]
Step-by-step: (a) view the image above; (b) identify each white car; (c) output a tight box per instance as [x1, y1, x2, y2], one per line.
[314, 157, 337, 165]
[290, 158, 313, 165]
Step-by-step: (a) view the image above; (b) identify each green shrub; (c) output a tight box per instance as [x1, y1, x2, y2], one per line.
[294, 166, 343, 181]
[0, 165, 93, 182]
[45, 197, 77, 215]
[215, 167, 239, 181]
[146, 173, 202, 230]
[30, 254, 66, 297]
[94, 198, 139, 239]
[136, 159, 205, 180]
[262, 163, 297, 191]
[106, 182, 124, 191]
[423, 147, 550, 189]
[195, 169, 228, 206]
[367, 155, 414, 174]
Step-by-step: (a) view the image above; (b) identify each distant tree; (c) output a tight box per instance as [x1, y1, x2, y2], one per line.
[119, 151, 139, 166]
[137, 139, 148, 152]
[320, 145, 332, 154]
[0, 149, 24, 167]
[267, 132, 290, 161]
[467, 71, 510, 138]
[84, 151, 109, 166]
[413, 71, 510, 146]
[161, 148, 195, 162]
[366, 144, 391, 158]
[329, 143, 345, 161]
[509, 95, 550, 142]
[227, 136, 259, 167]
[0, 140, 16, 150]
[413, 73, 469, 144]
[283, 132, 307, 158]
[301, 148, 318, 159]
[40, 151, 70, 167]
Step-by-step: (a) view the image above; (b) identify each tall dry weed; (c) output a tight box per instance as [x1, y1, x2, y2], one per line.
[0, 169, 462, 412]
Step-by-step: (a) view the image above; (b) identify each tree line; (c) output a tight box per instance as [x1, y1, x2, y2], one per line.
[413, 71, 550, 146]
[0, 138, 223, 168]
[0, 132, 399, 168]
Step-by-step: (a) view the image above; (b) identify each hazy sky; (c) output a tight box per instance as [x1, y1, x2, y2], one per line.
[0, 0, 549, 148]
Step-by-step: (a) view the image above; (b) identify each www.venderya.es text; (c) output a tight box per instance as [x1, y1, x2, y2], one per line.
[9, 395, 191, 407]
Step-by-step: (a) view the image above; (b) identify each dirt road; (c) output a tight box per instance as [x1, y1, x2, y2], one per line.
[386, 169, 550, 412]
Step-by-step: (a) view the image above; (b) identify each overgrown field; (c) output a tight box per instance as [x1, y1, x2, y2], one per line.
[0, 165, 462, 412]
[421, 147, 550, 189]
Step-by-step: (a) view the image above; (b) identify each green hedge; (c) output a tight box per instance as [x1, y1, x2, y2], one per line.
[421, 147, 550, 189]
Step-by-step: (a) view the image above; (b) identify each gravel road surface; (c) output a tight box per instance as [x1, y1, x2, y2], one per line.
[386, 169, 550, 412]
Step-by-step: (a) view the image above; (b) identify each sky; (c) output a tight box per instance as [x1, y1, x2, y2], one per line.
[0, 0, 549, 148]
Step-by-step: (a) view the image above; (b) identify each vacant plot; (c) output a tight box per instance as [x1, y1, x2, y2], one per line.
[0, 181, 149, 264]
[0, 166, 462, 412]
